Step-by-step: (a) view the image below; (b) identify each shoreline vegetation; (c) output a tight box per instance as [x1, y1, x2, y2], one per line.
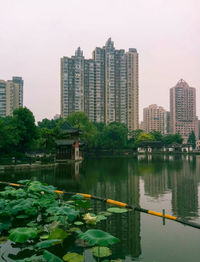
[0, 107, 198, 166]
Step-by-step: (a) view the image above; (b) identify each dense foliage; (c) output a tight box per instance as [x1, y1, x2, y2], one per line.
[0, 108, 189, 160]
[0, 181, 123, 261]
[187, 131, 196, 149]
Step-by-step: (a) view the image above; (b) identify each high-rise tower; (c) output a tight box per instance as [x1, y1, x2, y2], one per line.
[143, 104, 167, 134]
[0, 77, 23, 117]
[170, 79, 198, 143]
[61, 39, 139, 130]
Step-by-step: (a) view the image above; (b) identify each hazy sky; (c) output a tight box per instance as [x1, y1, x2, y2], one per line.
[0, 0, 200, 122]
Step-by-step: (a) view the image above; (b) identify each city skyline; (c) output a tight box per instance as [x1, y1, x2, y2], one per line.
[61, 38, 138, 129]
[0, 0, 199, 122]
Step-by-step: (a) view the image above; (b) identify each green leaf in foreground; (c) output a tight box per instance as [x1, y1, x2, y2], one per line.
[78, 229, 120, 246]
[35, 239, 61, 249]
[48, 228, 68, 240]
[9, 227, 37, 243]
[63, 252, 84, 262]
[43, 250, 63, 262]
[107, 207, 128, 213]
[92, 246, 112, 258]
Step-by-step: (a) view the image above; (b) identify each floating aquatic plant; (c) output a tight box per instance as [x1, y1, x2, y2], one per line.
[78, 229, 120, 246]
[9, 227, 37, 243]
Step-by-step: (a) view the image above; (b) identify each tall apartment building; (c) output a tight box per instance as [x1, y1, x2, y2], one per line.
[0, 77, 23, 117]
[127, 48, 139, 130]
[170, 79, 198, 143]
[143, 104, 167, 134]
[61, 38, 139, 130]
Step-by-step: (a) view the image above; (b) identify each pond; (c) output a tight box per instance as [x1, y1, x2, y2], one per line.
[0, 154, 200, 261]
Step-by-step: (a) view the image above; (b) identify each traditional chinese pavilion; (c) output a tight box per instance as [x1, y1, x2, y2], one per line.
[55, 122, 82, 161]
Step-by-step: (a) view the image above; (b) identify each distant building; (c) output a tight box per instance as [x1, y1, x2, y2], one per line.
[170, 79, 198, 143]
[0, 77, 23, 117]
[143, 104, 167, 134]
[54, 114, 61, 120]
[166, 111, 170, 134]
[61, 38, 139, 130]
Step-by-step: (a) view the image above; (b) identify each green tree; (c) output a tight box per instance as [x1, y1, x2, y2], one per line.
[37, 128, 56, 153]
[13, 107, 38, 153]
[100, 122, 128, 150]
[0, 117, 20, 156]
[163, 133, 183, 146]
[38, 118, 60, 129]
[136, 132, 155, 142]
[66, 112, 97, 148]
[150, 131, 163, 142]
[187, 131, 196, 149]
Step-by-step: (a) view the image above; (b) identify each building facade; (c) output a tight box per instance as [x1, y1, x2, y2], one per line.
[0, 77, 23, 117]
[61, 38, 139, 130]
[170, 79, 198, 143]
[143, 104, 167, 134]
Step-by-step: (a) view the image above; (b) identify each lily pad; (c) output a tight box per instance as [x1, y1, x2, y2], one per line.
[40, 234, 49, 240]
[63, 252, 84, 262]
[107, 207, 128, 213]
[98, 211, 112, 216]
[9, 227, 37, 243]
[78, 229, 120, 246]
[48, 228, 68, 240]
[96, 215, 107, 222]
[35, 239, 61, 249]
[92, 246, 112, 258]
[74, 221, 84, 226]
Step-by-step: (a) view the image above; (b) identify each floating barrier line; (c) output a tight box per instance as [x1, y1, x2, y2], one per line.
[1, 180, 200, 230]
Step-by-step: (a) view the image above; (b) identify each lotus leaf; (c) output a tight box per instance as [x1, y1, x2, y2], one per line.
[78, 229, 120, 246]
[72, 195, 84, 200]
[96, 215, 107, 222]
[92, 246, 112, 258]
[46, 206, 79, 221]
[74, 221, 84, 225]
[40, 234, 49, 240]
[28, 181, 55, 194]
[98, 211, 112, 216]
[16, 215, 29, 219]
[0, 199, 5, 209]
[63, 252, 84, 262]
[35, 239, 61, 249]
[107, 207, 128, 213]
[43, 250, 63, 262]
[18, 179, 31, 185]
[0, 220, 12, 233]
[68, 227, 81, 233]
[9, 227, 37, 243]
[48, 228, 68, 240]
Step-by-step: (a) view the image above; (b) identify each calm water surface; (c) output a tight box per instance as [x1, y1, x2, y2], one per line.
[0, 155, 200, 261]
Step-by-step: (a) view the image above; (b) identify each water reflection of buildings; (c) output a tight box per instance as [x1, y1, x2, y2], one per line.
[82, 159, 141, 259]
[138, 155, 200, 220]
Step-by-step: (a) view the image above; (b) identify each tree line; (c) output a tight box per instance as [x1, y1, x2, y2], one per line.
[1, 107, 196, 159]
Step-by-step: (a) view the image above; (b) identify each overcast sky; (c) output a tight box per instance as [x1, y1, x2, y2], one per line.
[0, 0, 200, 122]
